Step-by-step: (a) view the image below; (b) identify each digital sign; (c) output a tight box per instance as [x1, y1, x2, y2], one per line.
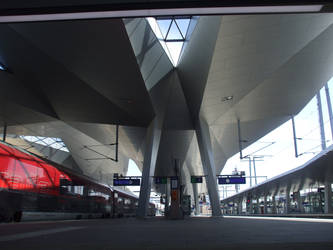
[113, 178, 141, 186]
[170, 177, 178, 189]
[218, 176, 246, 185]
[155, 177, 167, 184]
[191, 176, 203, 183]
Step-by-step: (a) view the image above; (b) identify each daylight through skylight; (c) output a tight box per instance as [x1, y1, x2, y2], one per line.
[147, 17, 192, 66]
[20, 135, 69, 152]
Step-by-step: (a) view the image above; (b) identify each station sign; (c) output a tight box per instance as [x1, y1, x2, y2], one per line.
[218, 176, 246, 185]
[155, 177, 167, 184]
[191, 176, 203, 183]
[113, 178, 141, 186]
[170, 176, 178, 189]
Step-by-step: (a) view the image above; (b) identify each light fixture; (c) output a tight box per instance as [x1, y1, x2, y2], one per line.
[222, 95, 233, 102]
[0, 63, 6, 71]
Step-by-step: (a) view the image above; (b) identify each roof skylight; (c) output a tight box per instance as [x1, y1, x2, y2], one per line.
[20, 135, 69, 152]
[147, 17, 192, 66]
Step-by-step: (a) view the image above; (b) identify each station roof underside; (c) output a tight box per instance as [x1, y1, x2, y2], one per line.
[1, 4, 333, 198]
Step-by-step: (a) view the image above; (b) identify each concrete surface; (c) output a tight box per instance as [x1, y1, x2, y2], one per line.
[0, 216, 333, 249]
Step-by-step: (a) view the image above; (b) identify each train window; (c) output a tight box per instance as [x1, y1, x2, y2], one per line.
[74, 186, 84, 195]
[124, 198, 131, 205]
[117, 197, 123, 203]
[88, 189, 110, 200]
[114, 192, 118, 198]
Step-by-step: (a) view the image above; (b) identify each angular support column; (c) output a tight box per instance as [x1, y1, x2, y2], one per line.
[238, 199, 242, 215]
[164, 179, 170, 216]
[195, 117, 222, 217]
[264, 196, 268, 214]
[324, 182, 333, 214]
[249, 199, 253, 214]
[272, 195, 277, 214]
[137, 118, 162, 218]
[192, 183, 200, 215]
[295, 191, 304, 213]
[256, 197, 260, 214]
[285, 189, 291, 214]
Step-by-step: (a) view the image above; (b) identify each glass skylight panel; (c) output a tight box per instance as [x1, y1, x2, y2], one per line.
[167, 42, 183, 65]
[23, 136, 38, 143]
[43, 137, 55, 145]
[176, 19, 190, 37]
[20, 135, 69, 152]
[146, 17, 163, 40]
[157, 19, 171, 39]
[166, 21, 184, 40]
[37, 140, 48, 146]
[147, 16, 193, 66]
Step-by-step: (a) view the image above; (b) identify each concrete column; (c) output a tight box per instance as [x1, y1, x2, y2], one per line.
[168, 160, 184, 219]
[256, 197, 260, 214]
[195, 117, 221, 217]
[324, 182, 333, 214]
[295, 191, 304, 213]
[285, 189, 291, 214]
[137, 118, 162, 218]
[272, 196, 277, 214]
[249, 199, 253, 214]
[238, 200, 242, 215]
[264, 196, 268, 214]
[192, 183, 200, 215]
[164, 179, 170, 216]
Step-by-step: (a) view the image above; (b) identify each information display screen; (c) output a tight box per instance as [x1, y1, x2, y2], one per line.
[191, 176, 203, 183]
[155, 177, 167, 184]
[171, 177, 178, 189]
[113, 178, 141, 186]
[218, 176, 246, 184]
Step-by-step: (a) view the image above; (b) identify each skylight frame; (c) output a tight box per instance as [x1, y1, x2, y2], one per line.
[147, 16, 192, 66]
[20, 135, 69, 152]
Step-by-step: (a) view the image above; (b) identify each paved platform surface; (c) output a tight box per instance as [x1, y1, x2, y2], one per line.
[1, 216, 333, 250]
[225, 213, 333, 218]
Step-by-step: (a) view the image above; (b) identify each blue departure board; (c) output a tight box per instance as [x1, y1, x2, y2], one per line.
[218, 176, 246, 184]
[113, 178, 141, 186]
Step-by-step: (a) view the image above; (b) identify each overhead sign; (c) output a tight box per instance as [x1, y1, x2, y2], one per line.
[191, 176, 203, 183]
[155, 177, 167, 184]
[218, 176, 246, 185]
[170, 177, 178, 189]
[113, 178, 141, 186]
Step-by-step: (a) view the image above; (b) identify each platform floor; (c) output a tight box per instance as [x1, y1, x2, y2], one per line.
[1, 216, 333, 250]
[225, 213, 333, 218]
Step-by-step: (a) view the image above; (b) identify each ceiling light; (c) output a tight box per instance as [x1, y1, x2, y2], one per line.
[0, 63, 6, 71]
[222, 96, 233, 102]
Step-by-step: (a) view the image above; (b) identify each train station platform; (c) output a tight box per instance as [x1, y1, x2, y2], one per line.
[1, 216, 333, 250]
[224, 213, 333, 219]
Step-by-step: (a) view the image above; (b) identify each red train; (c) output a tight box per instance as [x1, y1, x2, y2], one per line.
[0, 141, 155, 222]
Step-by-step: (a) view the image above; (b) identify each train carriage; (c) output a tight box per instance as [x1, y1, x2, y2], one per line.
[0, 141, 155, 222]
